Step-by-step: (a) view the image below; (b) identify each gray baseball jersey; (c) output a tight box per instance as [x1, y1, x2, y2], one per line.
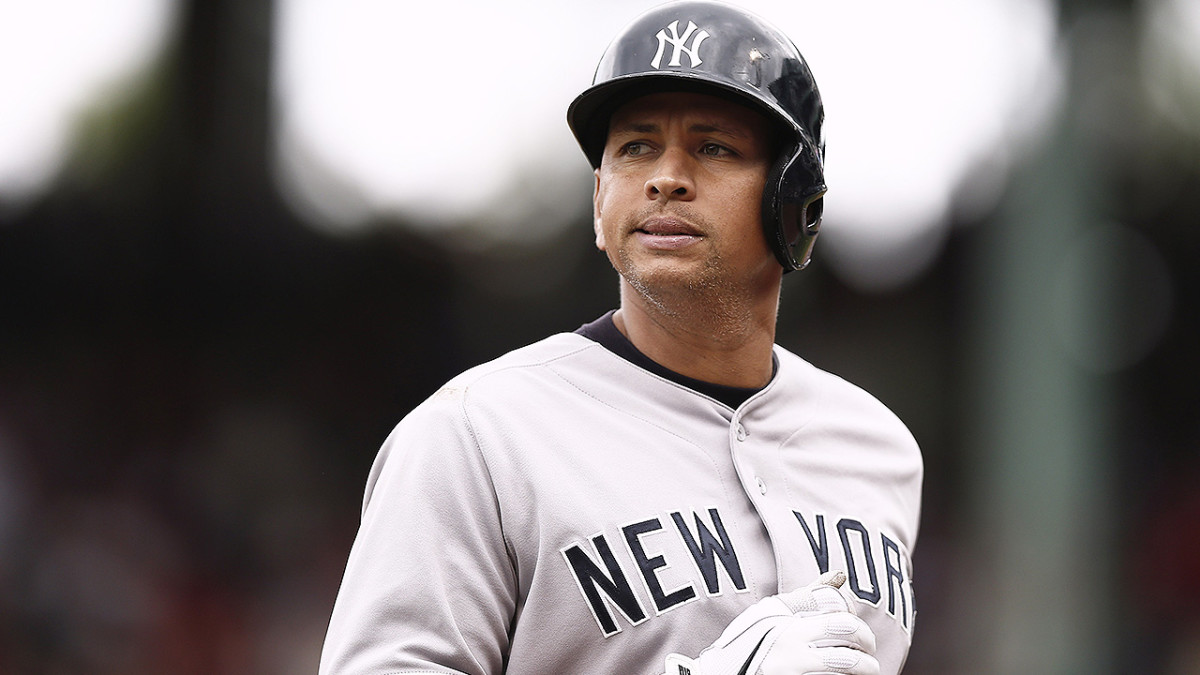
[319, 324, 922, 674]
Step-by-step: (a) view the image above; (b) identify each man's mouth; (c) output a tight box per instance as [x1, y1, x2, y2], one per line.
[637, 216, 702, 237]
[634, 217, 703, 250]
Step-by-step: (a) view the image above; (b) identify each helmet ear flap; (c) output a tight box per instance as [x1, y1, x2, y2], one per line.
[804, 195, 824, 234]
[764, 148, 826, 271]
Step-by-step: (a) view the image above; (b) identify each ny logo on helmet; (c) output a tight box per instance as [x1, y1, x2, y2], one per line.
[651, 20, 711, 69]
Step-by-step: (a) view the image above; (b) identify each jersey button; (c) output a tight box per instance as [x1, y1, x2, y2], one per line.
[736, 424, 747, 441]
[756, 477, 767, 495]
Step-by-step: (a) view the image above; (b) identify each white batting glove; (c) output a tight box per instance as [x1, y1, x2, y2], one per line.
[662, 570, 879, 675]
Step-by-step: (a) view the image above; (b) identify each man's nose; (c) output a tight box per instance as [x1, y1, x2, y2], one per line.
[644, 149, 695, 201]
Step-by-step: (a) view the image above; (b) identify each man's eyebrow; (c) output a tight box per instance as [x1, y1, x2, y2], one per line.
[609, 121, 660, 135]
[688, 122, 748, 138]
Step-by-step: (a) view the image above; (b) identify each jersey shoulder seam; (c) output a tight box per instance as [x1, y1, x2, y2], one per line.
[449, 333, 602, 389]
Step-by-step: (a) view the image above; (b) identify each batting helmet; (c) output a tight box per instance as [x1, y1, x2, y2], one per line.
[568, 0, 826, 271]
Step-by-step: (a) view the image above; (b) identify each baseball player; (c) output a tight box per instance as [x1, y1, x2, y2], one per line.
[319, 2, 922, 674]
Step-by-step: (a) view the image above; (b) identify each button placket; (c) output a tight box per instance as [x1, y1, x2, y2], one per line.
[732, 419, 767, 497]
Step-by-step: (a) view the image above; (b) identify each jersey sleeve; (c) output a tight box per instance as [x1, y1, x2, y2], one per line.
[319, 386, 517, 675]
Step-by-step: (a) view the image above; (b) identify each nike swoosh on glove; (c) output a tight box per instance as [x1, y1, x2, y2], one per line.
[662, 570, 879, 675]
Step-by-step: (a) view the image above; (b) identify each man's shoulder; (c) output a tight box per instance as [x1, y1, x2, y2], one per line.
[773, 344, 876, 397]
[449, 332, 602, 386]
[771, 344, 914, 432]
[391, 332, 605, 435]
[417, 331, 621, 413]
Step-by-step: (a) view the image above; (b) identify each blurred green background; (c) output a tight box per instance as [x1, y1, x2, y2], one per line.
[1, 0, 1197, 673]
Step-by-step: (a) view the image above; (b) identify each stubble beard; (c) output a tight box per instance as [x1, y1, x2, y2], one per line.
[615, 246, 765, 345]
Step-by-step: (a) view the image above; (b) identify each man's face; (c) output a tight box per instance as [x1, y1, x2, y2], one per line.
[592, 91, 779, 304]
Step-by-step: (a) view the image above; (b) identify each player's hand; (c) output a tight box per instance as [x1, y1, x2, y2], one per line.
[662, 570, 879, 675]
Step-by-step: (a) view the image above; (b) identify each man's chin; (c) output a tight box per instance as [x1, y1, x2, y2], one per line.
[618, 257, 709, 289]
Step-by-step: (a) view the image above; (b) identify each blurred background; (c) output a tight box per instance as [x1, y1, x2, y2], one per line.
[0, 0, 1197, 672]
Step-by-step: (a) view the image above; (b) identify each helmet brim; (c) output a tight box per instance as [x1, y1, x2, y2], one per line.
[567, 71, 799, 169]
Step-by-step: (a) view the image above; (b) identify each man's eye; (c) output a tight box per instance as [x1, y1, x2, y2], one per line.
[624, 142, 650, 156]
[700, 143, 731, 157]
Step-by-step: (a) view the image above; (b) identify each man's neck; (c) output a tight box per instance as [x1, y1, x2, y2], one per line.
[614, 283, 779, 389]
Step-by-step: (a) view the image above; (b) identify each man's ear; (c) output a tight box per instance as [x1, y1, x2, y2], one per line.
[592, 169, 606, 251]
